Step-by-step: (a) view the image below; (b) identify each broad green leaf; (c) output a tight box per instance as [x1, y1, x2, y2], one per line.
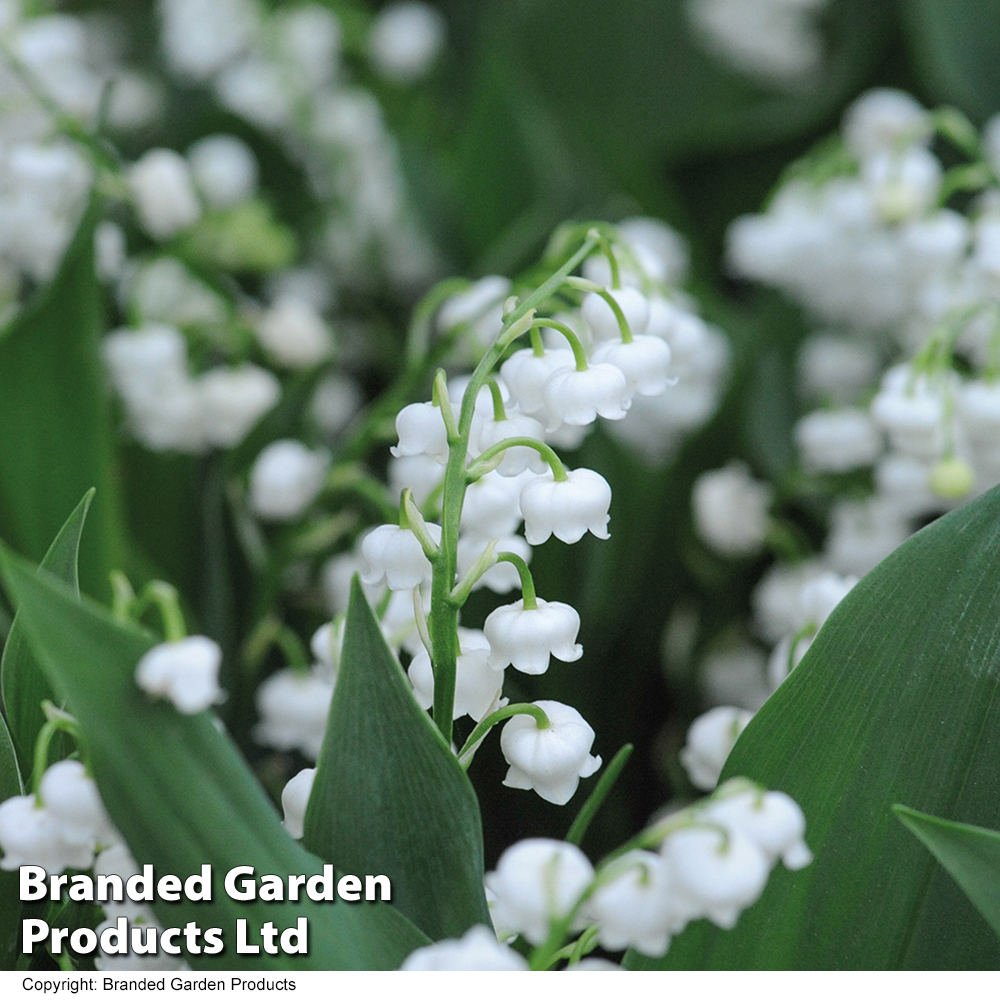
[895, 805, 1000, 938]
[902, 0, 1000, 124]
[1, 490, 93, 780]
[304, 578, 491, 941]
[628, 483, 1000, 969]
[0, 549, 428, 970]
[0, 709, 23, 969]
[0, 200, 126, 601]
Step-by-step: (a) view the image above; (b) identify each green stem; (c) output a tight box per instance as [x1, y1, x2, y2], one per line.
[530, 326, 545, 356]
[487, 377, 507, 421]
[594, 288, 633, 343]
[495, 552, 537, 609]
[468, 436, 568, 482]
[458, 702, 551, 766]
[565, 744, 633, 846]
[133, 581, 186, 643]
[599, 236, 621, 289]
[531, 318, 588, 371]
[427, 233, 601, 742]
[32, 708, 81, 798]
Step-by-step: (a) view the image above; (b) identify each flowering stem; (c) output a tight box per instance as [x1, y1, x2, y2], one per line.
[457, 703, 551, 766]
[565, 743, 633, 846]
[428, 232, 600, 743]
[467, 436, 568, 482]
[495, 552, 538, 609]
[531, 318, 588, 371]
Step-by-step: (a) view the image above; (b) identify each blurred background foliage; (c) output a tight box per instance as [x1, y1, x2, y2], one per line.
[4, 0, 1000, 868]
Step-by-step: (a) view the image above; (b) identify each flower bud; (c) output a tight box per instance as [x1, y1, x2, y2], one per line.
[692, 462, 771, 557]
[188, 134, 258, 209]
[369, 2, 447, 84]
[199, 365, 280, 448]
[281, 768, 316, 840]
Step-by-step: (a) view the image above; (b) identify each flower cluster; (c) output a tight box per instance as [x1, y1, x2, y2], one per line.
[678, 90, 1000, 785]
[402, 777, 811, 969]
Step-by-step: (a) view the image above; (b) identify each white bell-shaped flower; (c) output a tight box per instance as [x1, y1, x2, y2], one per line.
[249, 440, 330, 521]
[500, 347, 575, 416]
[500, 700, 601, 805]
[408, 628, 501, 722]
[581, 288, 650, 342]
[199, 365, 280, 449]
[369, 2, 447, 85]
[391, 401, 450, 464]
[254, 667, 334, 760]
[460, 470, 528, 537]
[519, 467, 612, 545]
[591, 335, 672, 397]
[706, 783, 812, 870]
[255, 295, 333, 369]
[661, 824, 770, 929]
[310, 620, 344, 682]
[38, 760, 117, 849]
[401, 924, 527, 971]
[542, 363, 631, 429]
[135, 635, 224, 715]
[870, 366, 948, 461]
[680, 706, 753, 791]
[0, 795, 94, 873]
[794, 408, 882, 474]
[484, 838, 595, 946]
[476, 412, 547, 477]
[692, 462, 772, 557]
[188, 134, 258, 209]
[484, 599, 582, 675]
[585, 850, 677, 957]
[281, 768, 316, 840]
[799, 571, 858, 629]
[361, 522, 440, 591]
[127, 148, 202, 240]
[388, 453, 446, 506]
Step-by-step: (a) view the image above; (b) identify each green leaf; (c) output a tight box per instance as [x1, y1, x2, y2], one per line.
[895, 805, 1000, 938]
[0, 200, 126, 601]
[0, 709, 23, 970]
[902, 0, 1000, 124]
[1, 490, 93, 780]
[303, 578, 491, 941]
[0, 548, 428, 970]
[628, 483, 1000, 969]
